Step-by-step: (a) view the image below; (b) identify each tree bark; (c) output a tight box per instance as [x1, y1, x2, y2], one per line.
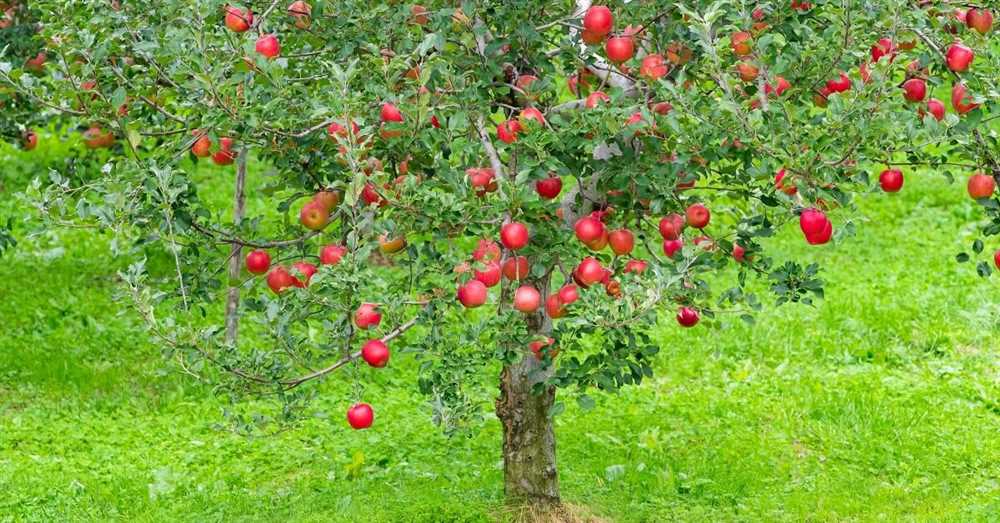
[224, 148, 248, 344]
[495, 303, 560, 506]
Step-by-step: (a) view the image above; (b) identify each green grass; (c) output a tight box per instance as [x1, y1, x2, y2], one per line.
[1, 144, 999, 522]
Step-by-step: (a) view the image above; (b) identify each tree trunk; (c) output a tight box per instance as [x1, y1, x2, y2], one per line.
[224, 148, 248, 344]
[495, 306, 560, 506]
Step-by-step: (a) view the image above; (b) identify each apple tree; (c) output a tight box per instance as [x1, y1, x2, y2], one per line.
[7, 0, 999, 508]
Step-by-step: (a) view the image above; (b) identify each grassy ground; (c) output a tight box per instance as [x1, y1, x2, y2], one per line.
[1, 142, 999, 522]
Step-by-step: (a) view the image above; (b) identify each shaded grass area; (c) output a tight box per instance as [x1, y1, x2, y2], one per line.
[1, 144, 999, 521]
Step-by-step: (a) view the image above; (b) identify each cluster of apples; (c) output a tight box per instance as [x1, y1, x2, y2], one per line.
[190, 130, 238, 165]
[224, 2, 315, 60]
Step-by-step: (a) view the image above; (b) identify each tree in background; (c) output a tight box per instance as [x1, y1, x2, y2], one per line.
[4, 0, 998, 510]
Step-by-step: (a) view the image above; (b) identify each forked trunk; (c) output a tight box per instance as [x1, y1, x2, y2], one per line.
[495, 308, 560, 506]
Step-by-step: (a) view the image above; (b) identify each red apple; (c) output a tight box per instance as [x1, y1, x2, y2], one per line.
[529, 337, 558, 361]
[585, 91, 610, 109]
[457, 280, 488, 308]
[608, 229, 634, 256]
[22, 131, 37, 151]
[583, 5, 613, 36]
[902, 78, 926, 102]
[381, 102, 404, 123]
[320, 244, 347, 266]
[946, 42, 974, 72]
[519, 107, 546, 128]
[82, 127, 115, 149]
[967, 173, 996, 199]
[662, 238, 684, 258]
[658, 213, 685, 240]
[224, 5, 253, 33]
[879, 169, 904, 192]
[994, 249, 1000, 270]
[731, 31, 752, 56]
[952, 82, 979, 114]
[467, 167, 498, 197]
[732, 244, 746, 262]
[676, 307, 699, 327]
[871, 37, 896, 62]
[361, 339, 390, 367]
[685, 203, 710, 229]
[605, 35, 634, 63]
[502, 256, 530, 280]
[299, 201, 330, 231]
[640, 54, 668, 80]
[500, 222, 529, 250]
[545, 294, 566, 319]
[255, 34, 280, 59]
[24, 52, 46, 73]
[925, 98, 946, 121]
[496, 119, 522, 144]
[190, 131, 212, 157]
[513, 285, 541, 313]
[474, 261, 502, 287]
[288, 0, 311, 29]
[212, 137, 236, 165]
[800, 208, 832, 245]
[575, 257, 604, 286]
[535, 175, 562, 200]
[775, 169, 797, 195]
[581, 29, 605, 45]
[623, 259, 648, 274]
[764, 76, 791, 97]
[346, 403, 373, 429]
[574, 215, 605, 244]
[825, 72, 851, 94]
[966, 8, 993, 34]
[473, 239, 501, 263]
[246, 250, 271, 275]
[379, 234, 406, 254]
[736, 61, 759, 82]
[290, 262, 316, 287]
[266, 266, 296, 294]
[558, 284, 579, 304]
[354, 303, 382, 330]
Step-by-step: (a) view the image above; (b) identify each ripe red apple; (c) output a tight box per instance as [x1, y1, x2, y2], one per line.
[361, 339, 390, 367]
[967, 173, 996, 199]
[320, 244, 347, 266]
[266, 266, 295, 294]
[994, 249, 1000, 270]
[190, 131, 212, 157]
[558, 284, 579, 304]
[500, 222, 529, 250]
[224, 5, 253, 33]
[82, 127, 115, 149]
[736, 61, 759, 82]
[583, 5, 612, 36]
[946, 42, 974, 72]
[731, 31, 752, 56]
[800, 208, 832, 245]
[575, 257, 604, 286]
[902, 78, 926, 102]
[519, 107, 546, 128]
[676, 307, 699, 327]
[574, 215, 605, 244]
[299, 201, 330, 231]
[685, 203, 710, 229]
[585, 91, 610, 109]
[825, 72, 851, 94]
[502, 256, 530, 280]
[952, 82, 979, 114]
[529, 337, 558, 361]
[605, 35, 634, 63]
[925, 98, 946, 121]
[764, 76, 791, 97]
[879, 169, 904, 192]
[354, 303, 382, 330]
[640, 54, 668, 80]
[380, 102, 404, 123]
[545, 294, 566, 319]
[662, 238, 684, 258]
[535, 175, 562, 200]
[255, 34, 280, 59]
[775, 169, 797, 195]
[581, 29, 605, 45]
[212, 137, 236, 165]
[22, 131, 38, 151]
[585, 231, 609, 252]
[467, 167, 498, 197]
[732, 244, 746, 262]
[513, 285, 541, 313]
[871, 37, 896, 62]
[473, 239, 501, 262]
[24, 52, 46, 73]
[287, 0, 311, 28]
[457, 279, 489, 308]
[658, 213, 685, 240]
[246, 250, 271, 275]
[290, 262, 316, 287]
[496, 119, 522, 144]
[623, 259, 648, 274]
[346, 403, 373, 429]
[474, 261, 502, 287]
[966, 8, 993, 34]
[608, 229, 634, 256]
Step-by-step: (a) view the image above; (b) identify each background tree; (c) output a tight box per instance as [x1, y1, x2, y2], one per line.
[5, 0, 998, 511]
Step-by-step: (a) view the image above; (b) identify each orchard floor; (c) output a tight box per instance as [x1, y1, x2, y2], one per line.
[2, 155, 1000, 522]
